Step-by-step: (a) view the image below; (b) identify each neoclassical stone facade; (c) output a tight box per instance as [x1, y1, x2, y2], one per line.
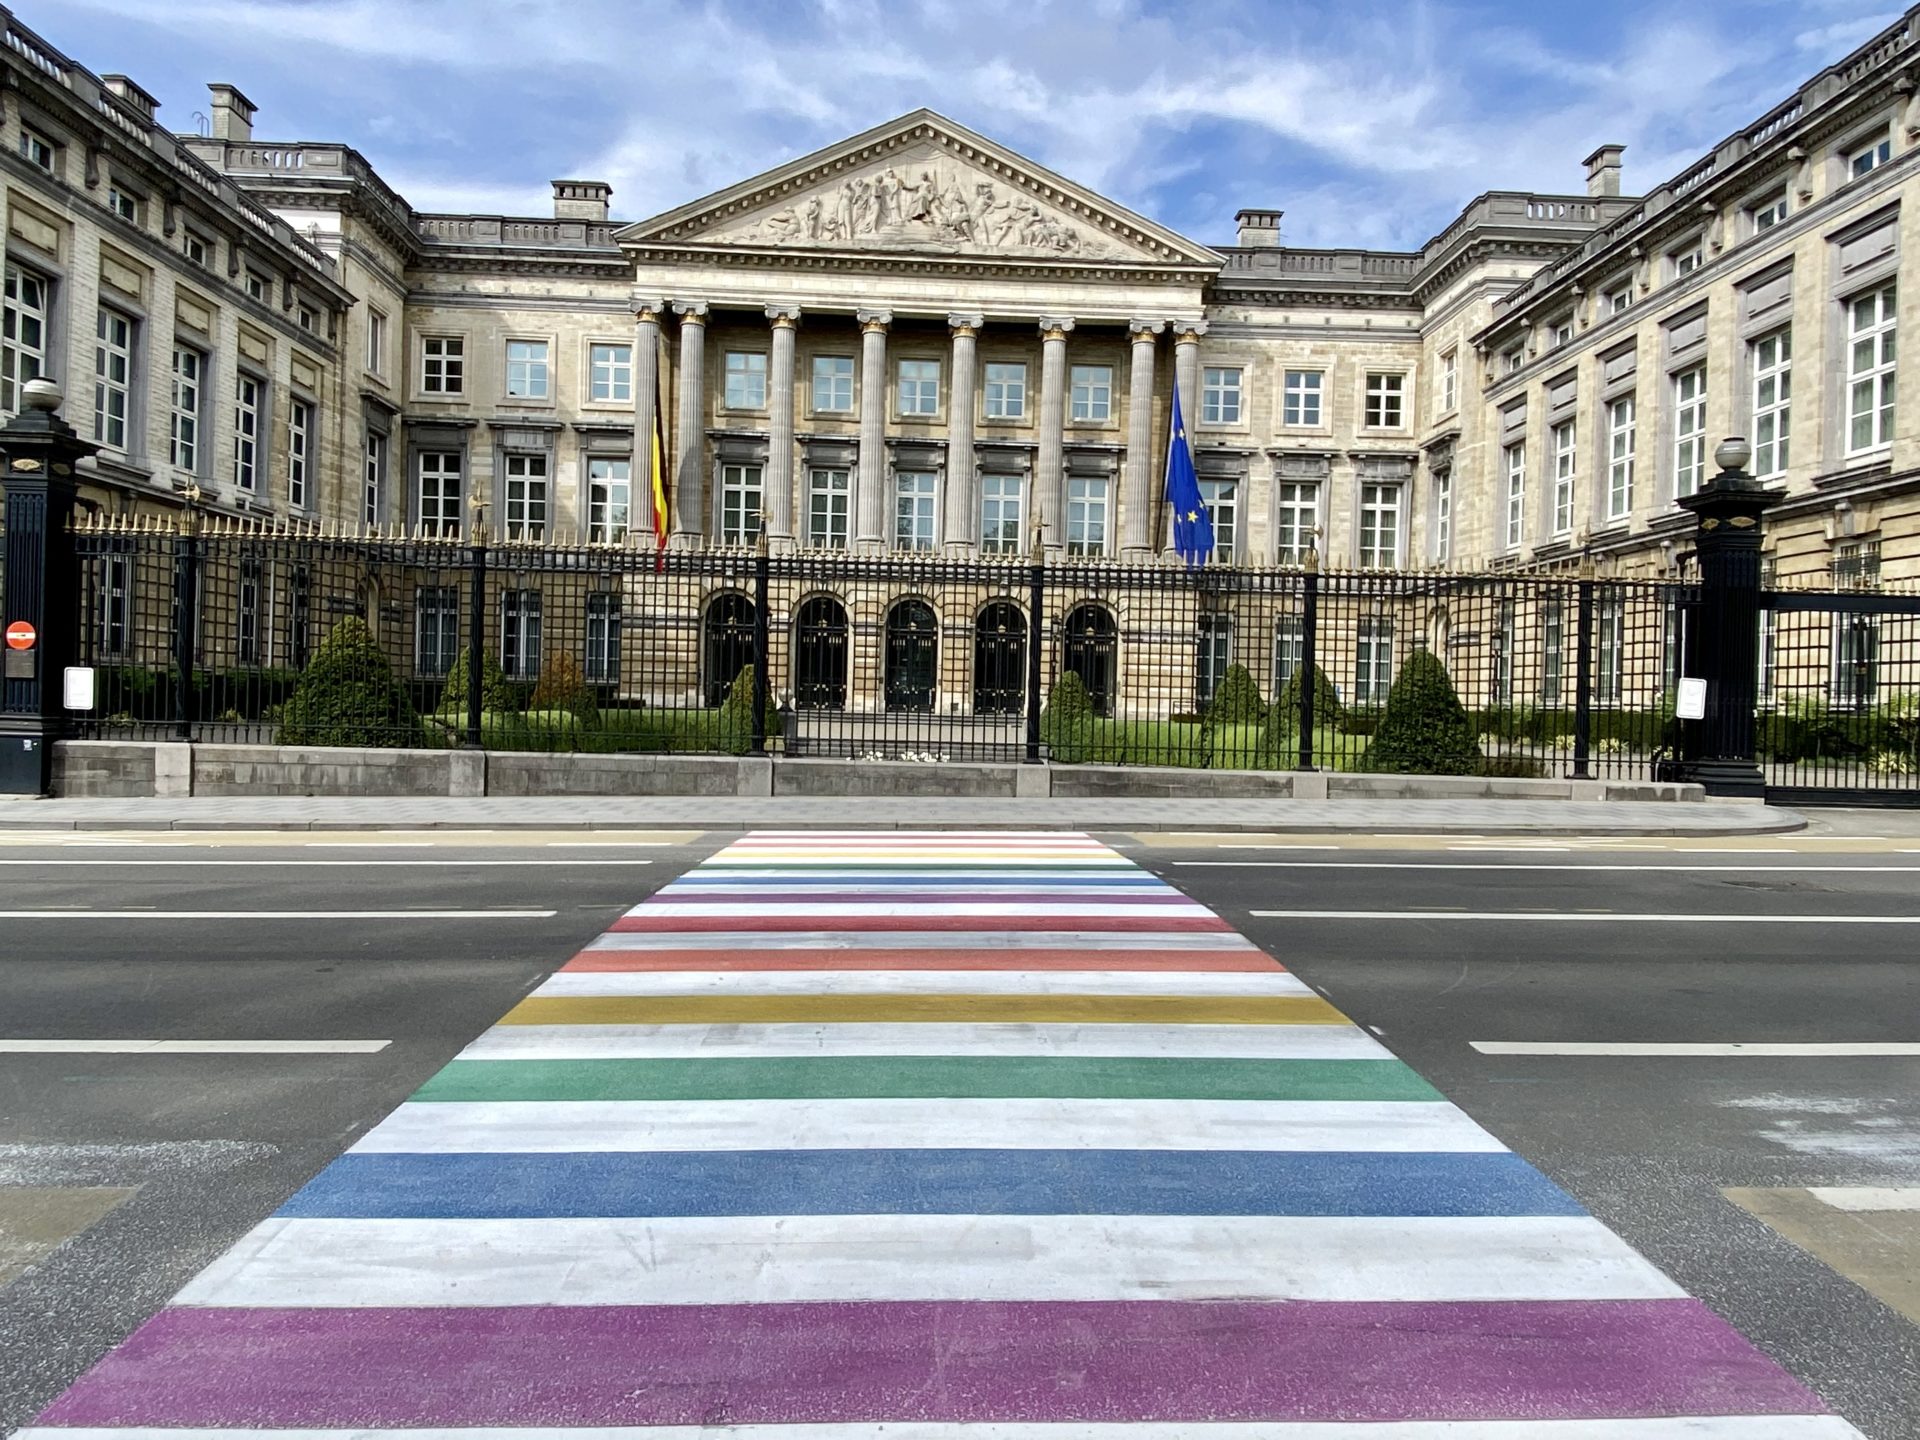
[4, 3, 1920, 596]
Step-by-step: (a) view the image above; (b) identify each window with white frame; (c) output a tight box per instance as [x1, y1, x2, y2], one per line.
[1672, 366, 1707, 497]
[182, 230, 209, 268]
[1439, 350, 1458, 414]
[1750, 191, 1789, 233]
[3, 268, 50, 413]
[897, 359, 940, 416]
[233, 373, 261, 493]
[96, 551, 131, 658]
[19, 127, 54, 172]
[1551, 420, 1576, 536]
[895, 471, 936, 550]
[1199, 478, 1237, 562]
[504, 339, 549, 399]
[107, 185, 138, 223]
[418, 452, 462, 536]
[421, 335, 464, 394]
[504, 453, 548, 541]
[589, 343, 632, 403]
[1200, 366, 1242, 424]
[237, 552, 262, 667]
[1847, 283, 1897, 454]
[296, 303, 316, 333]
[1356, 617, 1394, 705]
[1275, 481, 1318, 563]
[1433, 472, 1452, 562]
[979, 474, 1023, 554]
[1607, 396, 1636, 519]
[364, 430, 387, 525]
[1850, 132, 1892, 179]
[1358, 483, 1400, 568]
[1832, 613, 1880, 708]
[287, 398, 314, 509]
[587, 457, 631, 543]
[724, 350, 767, 409]
[1550, 317, 1575, 349]
[1364, 373, 1405, 427]
[244, 270, 269, 303]
[415, 586, 460, 678]
[721, 463, 764, 545]
[1195, 612, 1232, 708]
[1495, 600, 1517, 705]
[1671, 243, 1703, 278]
[1070, 364, 1112, 422]
[1752, 329, 1791, 477]
[1542, 595, 1565, 706]
[366, 309, 387, 374]
[586, 591, 622, 683]
[169, 345, 203, 473]
[808, 467, 850, 549]
[501, 590, 542, 680]
[1066, 476, 1108, 556]
[812, 355, 854, 412]
[1596, 597, 1624, 705]
[1605, 284, 1633, 315]
[94, 308, 133, 450]
[1282, 369, 1322, 427]
[1504, 345, 1526, 374]
[1503, 442, 1526, 549]
[1273, 615, 1303, 694]
[984, 362, 1027, 420]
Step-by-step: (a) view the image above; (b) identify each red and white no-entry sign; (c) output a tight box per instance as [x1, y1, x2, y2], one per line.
[5, 620, 36, 651]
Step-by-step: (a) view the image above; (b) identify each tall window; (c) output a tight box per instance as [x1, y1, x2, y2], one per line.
[1195, 613, 1232, 708]
[504, 453, 548, 540]
[1273, 616, 1303, 694]
[422, 335, 464, 394]
[505, 339, 549, 399]
[1282, 370, 1321, 427]
[501, 590, 542, 680]
[1439, 350, 1458, 414]
[1850, 133, 1892, 179]
[1597, 598, 1624, 705]
[287, 399, 313, 509]
[812, 355, 854, 412]
[418, 452, 462, 537]
[1199, 478, 1237, 562]
[1358, 483, 1399, 568]
[364, 431, 387, 525]
[980, 474, 1023, 555]
[1200, 367, 1242, 424]
[169, 347, 203, 472]
[234, 374, 262, 493]
[724, 350, 767, 408]
[96, 551, 131, 658]
[589, 343, 632, 403]
[897, 359, 940, 416]
[588, 457, 631, 543]
[1752, 329, 1791, 477]
[1495, 600, 1517, 704]
[94, 309, 133, 450]
[3, 269, 48, 413]
[1672, 367, 1707, 497]
[1848, 283, 1897, 454]
[1542, 596, 1565, 706]
[1356, 617, 1394, 705]
[895, 471, 936, 550]
[586, 592, 622, 683]
[415, 587, 459, 678]
[1276, 481, 1317, 563]
[1364, 372, 1404, 427]
[721, 463, 764, 546]
[287, 567, 311, 668]
[1551, 420, 1576, 536]
[984, 362, 1026, 419]
[1504, 442, 1526, 549]
[1607, 396, 1636, 519]
[1070, 364, 1112, 421]
[1433, 473, 1452, 563]
[366, 309, 387, 374]
[1066, 476, 1108, 556]
[808, 468, 849, 548]
[237, 553, 262, 668]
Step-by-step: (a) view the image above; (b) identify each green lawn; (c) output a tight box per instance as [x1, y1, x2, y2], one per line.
[1055, 720, 1370, 771]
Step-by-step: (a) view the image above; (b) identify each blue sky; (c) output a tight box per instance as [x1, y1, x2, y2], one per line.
[34, 0, 1906, 250]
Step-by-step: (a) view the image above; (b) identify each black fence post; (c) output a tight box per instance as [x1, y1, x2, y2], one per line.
[1573, 564, 1595, 780]
[1024, 539, 1045, 764]
[1297, 551, 1319, 771]
[171, 507, 201, 742]
[751, 534, 770, 752]
[466, 526, 487, 748]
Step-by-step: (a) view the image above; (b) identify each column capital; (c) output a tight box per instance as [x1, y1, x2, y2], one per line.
[765, 304, 803, 327]
[1170, 318, 1208, 343]
[856, 308, 893, 333]
[672, 300, 709, 322]
[947, 312, 984, 336]
[1038, 315, 1076, 341]
[630, 297, 669, 322]
[1128, 318, 1165, 339]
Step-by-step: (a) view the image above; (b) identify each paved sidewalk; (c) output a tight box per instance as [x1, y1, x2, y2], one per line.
[0, 794, 1805, 835]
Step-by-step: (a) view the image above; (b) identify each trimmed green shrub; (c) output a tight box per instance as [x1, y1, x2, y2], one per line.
[1267, 662, 1342, 737]
[277, 616, 420, 748]
[1205, 664, 1266, 726]
[439, 647, 520, 717]
[1364, 649, 1481, 775]
[716, 665, 783, 755]
[1040, 671, 1097, 762]
[530, 651, 598, 723]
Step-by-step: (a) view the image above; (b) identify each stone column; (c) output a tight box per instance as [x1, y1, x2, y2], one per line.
[854, 308, 891, 549]
[1168, 319, 1207, 556]
[943, 313, 982, 553]
[1036, 316, 1074, 551]
[1122, 319, 1162, 557]
[671, 300, 708, 543]
[632, 298, 666, 517]
[765, 304, 801, 547]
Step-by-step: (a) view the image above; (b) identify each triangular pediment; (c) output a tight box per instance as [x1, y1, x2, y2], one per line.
[620, 111, 1220, 271]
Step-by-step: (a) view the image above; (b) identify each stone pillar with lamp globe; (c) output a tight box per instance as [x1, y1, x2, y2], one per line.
[1672, 435, 1783, 797]
[0, 379, 98, 794]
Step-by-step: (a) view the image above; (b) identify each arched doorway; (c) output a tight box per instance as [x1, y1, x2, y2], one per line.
[1062, 602, 1117, 715]
[702, 592, 756, 705]
[973, 601, 1027, 716]
[884, 598, 938, 713]
[791, 595, 848, 710]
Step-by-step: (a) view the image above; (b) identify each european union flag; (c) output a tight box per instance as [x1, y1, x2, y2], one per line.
[1164, 386, 1213, 568]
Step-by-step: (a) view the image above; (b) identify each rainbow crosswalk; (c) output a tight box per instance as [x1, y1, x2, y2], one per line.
[27, 829, 1863, 1437]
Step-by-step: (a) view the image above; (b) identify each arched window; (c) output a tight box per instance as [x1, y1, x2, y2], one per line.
[884, 598, 938, 713]
[792, 595, 848, 710]
[702, 593, 757, 705]
[1062, 602, 1117, 715]
[973, 600, 1027, 716]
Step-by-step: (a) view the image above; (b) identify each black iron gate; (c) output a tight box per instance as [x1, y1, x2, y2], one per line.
[973, 600, 1026, 716]
[883, 598, 937, 713]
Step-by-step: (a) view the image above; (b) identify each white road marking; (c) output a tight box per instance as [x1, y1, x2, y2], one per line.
[0, 1039, 390, 1054]
[534, 970, 1315, 999]
[1808, 1186, 1920, 1211]
[0, 909, 557, 919]
[303, 842, 433, 849]
[1251, 910, 1920, 923]
[1217, 843, 1341, 850]
[545, 841, 677, 847]
[1182, 861, 1920, 873]
[1473, 1042, 1920, 1057]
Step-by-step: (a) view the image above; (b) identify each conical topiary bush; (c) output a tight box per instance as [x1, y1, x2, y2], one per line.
[1364, 647, 1481, 775]
[277, 615, 421, 748]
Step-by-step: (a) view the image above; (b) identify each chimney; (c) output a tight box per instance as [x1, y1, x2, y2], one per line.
[553, 180, 613, 222]
[1235, 208, 1284, 247]
[100, 75, 160, 125]
[1583, 144, 1625, 198]
[208, 84, 256, 143]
